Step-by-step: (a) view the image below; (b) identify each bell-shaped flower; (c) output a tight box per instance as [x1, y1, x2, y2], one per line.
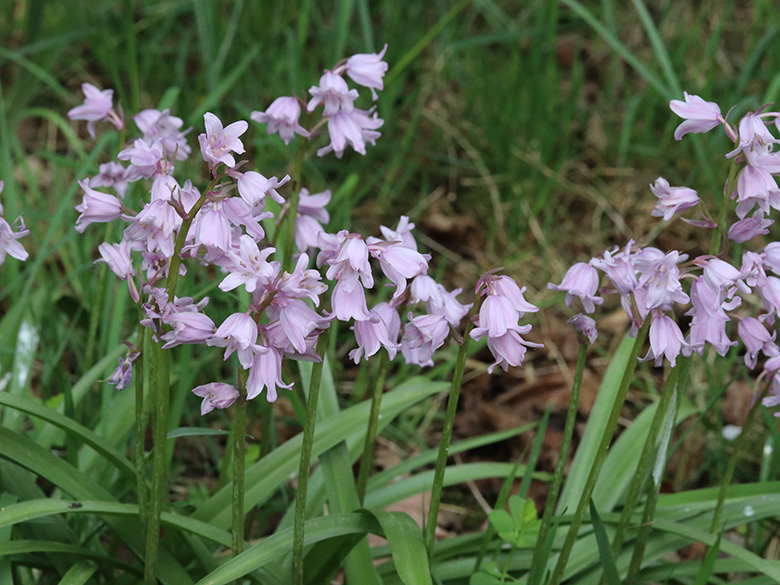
[728, 112, 778, 166]
[728, 212, 773, 243]
[67, 83, 123, 138]
[74, 180, 123, 233]
[97, 240, 134, 281]
[207, 312, 266, 369]
[485, 327, 542, 374]
[91, 162, 129, 197]
[192, 383, 240, 415]
[317, 108, 383, 158]
[650, 177, 699, 221]
[734, 164, 780, 219]
[738, 317, 778, 369]
[547, 262, 603, 313]
[246, 346, 291, 402]
[642, 313, 687, 367]
[134, 108, 191, 160]
[568, 314, 598, 345]
[307, 71, 359, 115]
[401, 313, 449, 367]
[161, 311, 216, 349]
[669, 92, 722, 141]
[350, 302, 401, 363]
[251, 97, 311, 145]
[346, 44, 388, 99]
[590, 241, 638, 297]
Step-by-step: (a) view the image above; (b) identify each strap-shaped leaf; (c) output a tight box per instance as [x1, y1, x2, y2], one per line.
[372, 510, 432, 585]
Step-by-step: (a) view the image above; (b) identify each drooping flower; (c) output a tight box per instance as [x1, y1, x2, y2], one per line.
[307, 71, 359, 115]
[568, 314, 598, 344]
[74, 180, 123, 233]
[207, 312, 266, 369]
[669, 92, 722, 141]
[547, 262, 603, 313]
[0, 183, 30, 266]
[346, 44, 389, 100]
[192, 383, 240, 415]
[91, 161, 129, 197]
[317, 108, 383, 158]
[251, 97, 310, 145]
[642, 313, 687, 367]
[67, 83, 124, 138]
[649, 177, 700, 221]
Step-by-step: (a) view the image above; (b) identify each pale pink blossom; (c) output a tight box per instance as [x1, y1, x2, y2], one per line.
[67, 83, 123, 138]
[307, 71, 358, 115]
[547, 262, 603, 313]
[650, 177, 699, 221]
[74, 180, 123, 233]
[346, 44, 388, 99]
[198, 112, 248, 170]
[669, 92, 722, 141]
[251, 97, 310, 144]
[192, 383, 240, 415]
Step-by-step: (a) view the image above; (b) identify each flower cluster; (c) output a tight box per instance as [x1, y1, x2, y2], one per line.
[549, 92, 780, 413]
[251, 45, 387, 158]
[0, 182, 30, 267]
[69, 47, 541, 416]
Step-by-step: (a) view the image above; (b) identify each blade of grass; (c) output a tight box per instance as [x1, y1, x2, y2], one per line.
[589, 500, 620, 585]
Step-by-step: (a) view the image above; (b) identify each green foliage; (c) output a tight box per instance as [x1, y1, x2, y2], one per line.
[488, 495, 541, 549]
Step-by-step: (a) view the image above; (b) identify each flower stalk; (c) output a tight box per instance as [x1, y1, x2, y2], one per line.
[424, 301, 479, 557]
[356, 349, 390, 505]
[529, 342, 587, 578]
[231, 370, 249, 556]
[548, 318, 650, 585]
[292, 330, 330, 585]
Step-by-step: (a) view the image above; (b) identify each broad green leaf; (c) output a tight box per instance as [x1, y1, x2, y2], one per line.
[372, 510, 432, 585]
[0, 540, 141, 576]
[557, 334, 633, 514]
[193, 512, 381, 585]
[194, 377, 449, 528]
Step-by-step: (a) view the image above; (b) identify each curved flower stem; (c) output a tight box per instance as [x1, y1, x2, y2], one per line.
[281, 132, 310, 272]
[134, 320, 148, 533]
[356, 350, 390, 505]
[231, 369, 249, 556]
[143, 338, 170, 585]
[608, 357, 688, 563]
[424, 302, 479, 558]
[548, 318, 650, 585]
[529, 343, 587, 578]
[292, 330, 330, 585]
[709, 381, 770, 534]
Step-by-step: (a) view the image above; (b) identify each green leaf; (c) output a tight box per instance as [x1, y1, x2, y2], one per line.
[193, 512, 381, 585]
[693, 529, 724, 585]
[167, 427, 232, 439]
[371, 510, 432, 585]
[589, 500, 620, 585]
[0, 540, 141, 576]
[194, 377, 449, 528]
[56, 561, 97, 585]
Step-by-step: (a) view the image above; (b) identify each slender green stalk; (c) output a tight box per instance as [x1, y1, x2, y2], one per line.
[292, 331, 330, 585]
[625, 375, 683, 582]
[608, 357, 688, 560]
[85, 222, 113, 368]
[708, 160, 738, 256]
[529, 343, 587, 578]
[356, 350, 390, 505]
[548, 318, 650, 585]
[143, 339, 170, 585]
[231, 370, 248, 556]
[282, 133, 310, 272]
[424, 304, 479, 557]
[134, 321, 148, 533]
[709, 382, 770, 534]
[166, 188, 211, 302]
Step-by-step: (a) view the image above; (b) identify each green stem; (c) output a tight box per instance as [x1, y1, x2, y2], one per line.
[231, 370, 248, 557]
[529, 343, 587, 578]
[625, 371, 684, 582]
[708, 160, 739, 256]
[424, 304, 479, 557]
[166, 188, 212, 302]
[710, 382, 769, 534]
[356, 350, 390, 505]
[85, 222, 113, 368]
[143, 339, 170, 585]
[282, 133, 309, 272]
[134, 321, 148, 534]
[292, 331, 330, 585]
[548, 318, 650, 585]
[609, 357, 688, 560]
